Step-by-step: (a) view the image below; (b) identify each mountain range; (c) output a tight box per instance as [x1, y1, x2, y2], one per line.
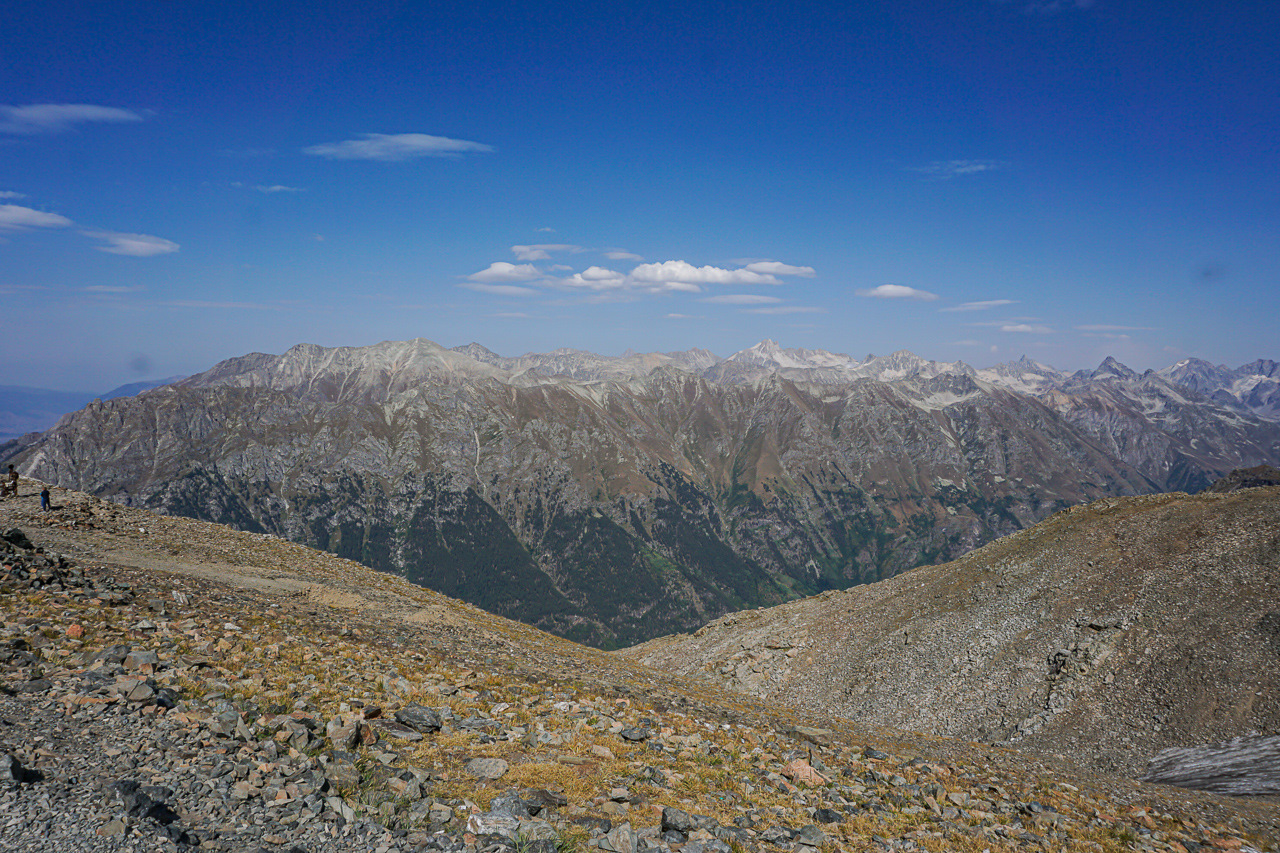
[4, 338, 1278, 648]
[0, 375, 186, 442]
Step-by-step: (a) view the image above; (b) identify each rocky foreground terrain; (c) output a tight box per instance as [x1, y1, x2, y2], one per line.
[1, 479, 1278, 852]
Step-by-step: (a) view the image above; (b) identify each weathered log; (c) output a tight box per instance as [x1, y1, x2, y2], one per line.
[1142, 734, 1280, 796]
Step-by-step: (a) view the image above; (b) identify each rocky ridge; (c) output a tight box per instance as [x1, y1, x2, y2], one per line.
[622, 482, 1280, 782]
[0, 480, 1277, 852]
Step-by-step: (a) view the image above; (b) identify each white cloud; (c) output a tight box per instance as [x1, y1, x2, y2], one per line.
[856, 284, 939, 301]
[84, 285, 143, 293]
[910, 160, 1005, 179]
[1074, 324, 1152, 332]
[631, 260, 780, 286]
[536, 227, 556, 233]
[462, 283, 540, 297]
[562, 267, 627, 291]
[1001, 324, 1052, 334]
[604, 250, 644, 261]
[941, 299, 1017, 312]
[0, 103, 145, 134]
[83, 230, 180, 256]
[304, 133, 493, 161]
[467, 262, 542, 283]
[493, 311, 533, 318]
[511, 244, 582, 260]
[701, 294, 781, 305]
[743, 261, 816, 277]
[666, 313, 699, 319]
[0, 204, 73, 230]
[0, 191, 26, 199]
[746, 306, 826, 315]
[255, 184, 303, 193]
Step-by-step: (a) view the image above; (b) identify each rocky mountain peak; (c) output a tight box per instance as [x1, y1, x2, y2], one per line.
[449, 342, 503, 364]
[1091, 355, 1138, 380]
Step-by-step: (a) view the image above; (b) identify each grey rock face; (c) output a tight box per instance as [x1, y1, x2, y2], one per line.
[1143, 734, 1280, 796]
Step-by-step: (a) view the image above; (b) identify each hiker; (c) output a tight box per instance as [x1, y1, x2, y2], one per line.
[4, 465, 16, 498]
[40, 486, 50, 511]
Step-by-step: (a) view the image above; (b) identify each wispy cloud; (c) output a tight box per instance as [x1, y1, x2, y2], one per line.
[492, 311, 534, 318]
[1075, 324, 1153, 332]
[304, 133, 493, 161]
[1010, 0, 1096, 15]
[463, 283, 540, 297]
[219, 147, 276, 159]
[1001, 324, 1053, 334]
[467, 262, 542, 283]
[941, 299, 1017, 312]
[701, 294, 782, 305]
[0, 204, 73, 230]
[604, 249, 644, 261]
[909, 160, 1005, 179]
[0, 103, 145, 135]
[536, 227, 556, 233]
[969, 316, 1042, 326]
[84, 285, 143, 293]
[82, 230, 179, 256]
[856, 284, 939, 301]
[160, 300, 278, 310]
[0, 191, 26, 199]
[746, 305, 826, 315]
[743, 261, 816, 277]
[511, 244, 582, 261]
[666, 313, 701, 319]
[255, 184, 303, 193]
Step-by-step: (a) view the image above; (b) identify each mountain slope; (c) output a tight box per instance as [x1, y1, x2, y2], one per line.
[5, 339, 1279, 648]
[9, 347, 1159, 648]
[623, 483, 1280, 778]
[3, 483, 1277, 851]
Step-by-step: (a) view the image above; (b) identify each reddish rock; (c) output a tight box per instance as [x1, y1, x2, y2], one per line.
[781, 758, 828, 786]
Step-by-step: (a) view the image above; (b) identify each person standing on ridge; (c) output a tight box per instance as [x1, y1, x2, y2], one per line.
[40, 486, 50, 511]
[4, 465, 16, 498]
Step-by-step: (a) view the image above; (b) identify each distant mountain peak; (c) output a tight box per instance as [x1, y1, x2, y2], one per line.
[1093, 356, 1137, 380]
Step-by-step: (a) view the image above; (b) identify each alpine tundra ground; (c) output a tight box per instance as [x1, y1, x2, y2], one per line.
[1, 480, 1276, 852]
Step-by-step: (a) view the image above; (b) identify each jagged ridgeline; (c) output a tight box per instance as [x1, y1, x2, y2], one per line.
[8, 339, 1280, 648]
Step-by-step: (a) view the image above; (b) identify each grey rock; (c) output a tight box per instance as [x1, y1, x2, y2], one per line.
[795, 824, 827, 846]
[599, 822, 637, 853]
[394, 703, 442, 733]
[660, 806, 693, 833]
[464, 757, 509, 780]
[1143, 734, 1280, 796]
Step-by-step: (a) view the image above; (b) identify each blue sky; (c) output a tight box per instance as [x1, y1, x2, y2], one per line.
[2, 0, 1277, 391]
